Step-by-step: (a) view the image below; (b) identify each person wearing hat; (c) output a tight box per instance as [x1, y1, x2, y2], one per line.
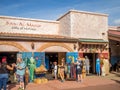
[0, 56, 15, 90]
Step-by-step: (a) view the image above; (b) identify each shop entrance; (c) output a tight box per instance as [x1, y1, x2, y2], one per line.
[83, 53, 98, 74]
[45, 52, 58, 72]
[45, 52, 66, 71]
[0, 52, 17, 64]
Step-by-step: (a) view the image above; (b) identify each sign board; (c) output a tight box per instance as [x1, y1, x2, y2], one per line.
[0, 17, 59, 35]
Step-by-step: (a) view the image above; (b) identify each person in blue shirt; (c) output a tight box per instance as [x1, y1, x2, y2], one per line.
[15, 57, 26, 90]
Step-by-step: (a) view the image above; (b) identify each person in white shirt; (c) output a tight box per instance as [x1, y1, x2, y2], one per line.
[85, 56, 90, 75]
[54, 61, 57, 80]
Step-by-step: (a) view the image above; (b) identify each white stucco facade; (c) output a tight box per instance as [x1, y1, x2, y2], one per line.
[0, 10, 108, 52]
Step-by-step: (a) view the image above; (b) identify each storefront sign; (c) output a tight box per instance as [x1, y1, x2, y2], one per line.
[6, 21, 41, 31]
[0, 17, 59, 35]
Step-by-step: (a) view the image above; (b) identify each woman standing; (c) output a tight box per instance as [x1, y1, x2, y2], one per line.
[16, 57, 26, 90]
[96, 57, 101, 76]
[59, 58, 65, 82]
[0, 57, 15, 90]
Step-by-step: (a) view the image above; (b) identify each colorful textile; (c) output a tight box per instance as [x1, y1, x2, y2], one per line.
[66, 52, 78, 64]
[96, 58, 100, 74]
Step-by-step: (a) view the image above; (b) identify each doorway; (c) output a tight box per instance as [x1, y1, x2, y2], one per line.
[0, 52, 17, 64]
[45, 52, 58, 71]
[45, 52, 66, 71]
[83, 53, 98, 74]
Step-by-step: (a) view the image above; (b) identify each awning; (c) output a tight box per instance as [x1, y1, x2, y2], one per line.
[79, 38, 108, 44]
[108, 30, 120, 41]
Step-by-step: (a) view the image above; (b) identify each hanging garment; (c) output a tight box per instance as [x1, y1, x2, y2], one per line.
[96, 58, 100, 74]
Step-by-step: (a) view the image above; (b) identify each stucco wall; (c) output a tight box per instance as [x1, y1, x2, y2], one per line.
[0, 40, 74, 52]
[57, 13, 71, 36]
[58, 10, 108, 41]
[71, 11, 108, 40]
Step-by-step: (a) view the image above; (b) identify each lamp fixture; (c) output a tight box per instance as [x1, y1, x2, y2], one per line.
[31, 42, 35, 50]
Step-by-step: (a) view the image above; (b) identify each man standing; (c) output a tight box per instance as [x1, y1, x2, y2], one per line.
[85, 56, 90, 75]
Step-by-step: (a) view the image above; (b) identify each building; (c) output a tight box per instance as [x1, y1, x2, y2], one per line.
[108, 26, 120, 66]
[0, 10, 109, 73]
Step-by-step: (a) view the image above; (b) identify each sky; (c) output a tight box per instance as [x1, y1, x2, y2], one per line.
[0, 0, 120, 26]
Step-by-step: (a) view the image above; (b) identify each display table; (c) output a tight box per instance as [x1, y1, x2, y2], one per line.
[34, 65, 48, 84]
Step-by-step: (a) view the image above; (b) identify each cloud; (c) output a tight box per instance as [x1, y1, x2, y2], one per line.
[113, 19, 120, 25]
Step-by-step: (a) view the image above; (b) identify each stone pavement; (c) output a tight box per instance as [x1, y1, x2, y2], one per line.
[8, 72, 120, 90]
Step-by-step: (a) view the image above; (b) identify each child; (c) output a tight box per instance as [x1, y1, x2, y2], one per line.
[54, 62, 57, 80]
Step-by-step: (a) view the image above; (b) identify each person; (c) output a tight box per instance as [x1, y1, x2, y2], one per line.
[96, 57, 100, 76]
[85, 56, 90, 75]
[59, 58, 65, 82]
[15, 57, 26, 90]
[0, 56, 15, 90]
[76, 57, 83, 82]
[54, 61, 58, 80]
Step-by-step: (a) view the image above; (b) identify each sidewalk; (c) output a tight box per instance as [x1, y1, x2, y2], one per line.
[8, 72, 120, 90]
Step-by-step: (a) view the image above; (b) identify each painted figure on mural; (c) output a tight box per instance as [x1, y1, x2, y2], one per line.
[96, 56, 100, 76]
[35, 57, 41, 68]
[85, 56, 90, 75]
[29, 57, 36, 82]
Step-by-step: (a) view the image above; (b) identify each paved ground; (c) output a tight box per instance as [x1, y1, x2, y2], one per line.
[7, 72, 120, 90]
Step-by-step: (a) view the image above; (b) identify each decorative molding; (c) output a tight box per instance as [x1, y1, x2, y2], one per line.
[0, 41, 28, 52]
[36, 42, 73, 52]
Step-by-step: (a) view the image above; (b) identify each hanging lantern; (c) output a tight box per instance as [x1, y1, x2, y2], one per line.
[31, 42, 35, 50]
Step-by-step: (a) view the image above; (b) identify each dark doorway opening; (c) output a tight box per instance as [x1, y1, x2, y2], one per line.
[83, 53, 98, 74]
[0, 52, 17, 65]
[45, 52, 58, 71]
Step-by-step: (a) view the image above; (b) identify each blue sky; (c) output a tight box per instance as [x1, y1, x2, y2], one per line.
[0, 0, 120, 26]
